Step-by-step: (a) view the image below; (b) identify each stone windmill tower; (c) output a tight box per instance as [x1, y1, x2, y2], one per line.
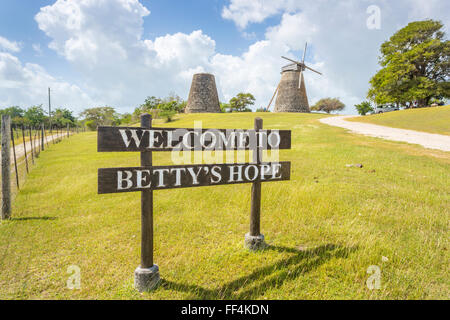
[268, 43, 322, 113]
[185, 73, 221, 113]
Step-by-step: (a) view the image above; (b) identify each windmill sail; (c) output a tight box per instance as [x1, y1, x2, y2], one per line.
[299, 42, 307, 88]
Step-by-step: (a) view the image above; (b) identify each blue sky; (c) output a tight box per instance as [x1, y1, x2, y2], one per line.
[0, 0, 449, 115]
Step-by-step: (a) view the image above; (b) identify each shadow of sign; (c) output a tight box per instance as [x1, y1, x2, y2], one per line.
[159, 244, 358, 299]
[10, 216, 57, 221]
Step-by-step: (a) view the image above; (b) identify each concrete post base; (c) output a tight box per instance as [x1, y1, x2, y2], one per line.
[244, 233, 266, 251]
[134, 264, 160, 292]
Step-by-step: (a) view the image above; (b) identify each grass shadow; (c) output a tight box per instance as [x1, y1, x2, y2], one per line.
[10, 216, 57, 221]
[159, 243, 357, 299]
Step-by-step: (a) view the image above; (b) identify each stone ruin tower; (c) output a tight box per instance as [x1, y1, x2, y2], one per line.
[185, 73, 221, 113]
[273, 64, 310, 113]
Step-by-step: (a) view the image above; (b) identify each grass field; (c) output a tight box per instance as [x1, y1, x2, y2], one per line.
[347, 105, 450, 135]
[0, 112, 448, 299]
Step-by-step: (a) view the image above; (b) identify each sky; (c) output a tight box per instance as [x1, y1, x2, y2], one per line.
[0, 0, 449, 115]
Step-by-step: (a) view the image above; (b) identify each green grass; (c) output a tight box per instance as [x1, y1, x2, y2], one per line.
[347, 105, 450, 135]
[0, 112, 449, 299]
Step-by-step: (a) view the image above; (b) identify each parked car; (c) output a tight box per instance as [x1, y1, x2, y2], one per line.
[373, 104, 399, 114]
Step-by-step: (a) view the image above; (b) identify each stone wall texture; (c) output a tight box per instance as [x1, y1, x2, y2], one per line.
[274, 70, 310, 113]
[185, 73, 221, 113]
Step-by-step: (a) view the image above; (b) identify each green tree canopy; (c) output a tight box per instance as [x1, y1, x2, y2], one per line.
[220, 102, 230, 113]
[311, 98, 345, 114]
[355, 101, 374, 116]
[119, 112, 132, 125]
[80, 106, 120, 130]
[368, 19, 450, 107]
[229, 93, 255, 112]
[0, 106, 24, 119]
[0, 106, 25, 126]
[24, 105, 46, 126]
[140, 96, 162, 112]
[52, 108, 76, 127]
[133, 94, 187, 122]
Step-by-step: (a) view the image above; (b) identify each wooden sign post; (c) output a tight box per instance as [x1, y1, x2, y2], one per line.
[97, 115, 291, 291]
[247, 118, 264, 249]
[135, 114, 159, 290]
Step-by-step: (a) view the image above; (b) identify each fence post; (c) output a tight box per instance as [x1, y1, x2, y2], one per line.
[245, 117, 266, 250]
[29, 126, 34, 164]
[10, 125, 19, 190]
[37, 127, 41, 154]
[41, 124, 45, 151]
[67, 124, 69, 138]
[22, 126, 29, 173]
[1, 115, 11, 219]
[34, 128, 39, 157]
[44, 125, 49, 147]
[134, 113, 160, 292]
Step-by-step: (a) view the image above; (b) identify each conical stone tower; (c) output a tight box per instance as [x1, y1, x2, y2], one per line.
[274, 64, 310, 113]
[185, 73, 221, 113]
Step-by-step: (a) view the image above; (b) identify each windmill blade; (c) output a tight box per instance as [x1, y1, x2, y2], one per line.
[304, 65, 322, 75]
[302, 42, 307, 64]
[266, 81, 280, 110]
[298, 71, 302, 88]
[281, 56, 302, 65]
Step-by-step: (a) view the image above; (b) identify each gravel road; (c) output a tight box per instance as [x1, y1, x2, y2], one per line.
[319, 115, 450, 152]
[1, 133, 63, 163]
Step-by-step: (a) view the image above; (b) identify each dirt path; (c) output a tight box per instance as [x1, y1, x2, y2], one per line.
[1, 132, 65, 163]
[319, 115, 450, 152]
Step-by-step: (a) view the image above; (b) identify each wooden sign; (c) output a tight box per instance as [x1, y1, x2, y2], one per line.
[97, 115, 292, 292]
[98, 162, 290, 194]
[97, 126, 291, 152]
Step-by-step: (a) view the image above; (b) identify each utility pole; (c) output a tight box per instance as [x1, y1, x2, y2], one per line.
[48, 87, 52, 133]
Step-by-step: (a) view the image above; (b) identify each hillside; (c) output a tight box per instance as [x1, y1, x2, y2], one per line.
[0, 112, 448, 299]
[347, 105, 450, 135]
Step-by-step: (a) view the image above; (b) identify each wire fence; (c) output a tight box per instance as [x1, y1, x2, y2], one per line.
[1, 117, 85, 219]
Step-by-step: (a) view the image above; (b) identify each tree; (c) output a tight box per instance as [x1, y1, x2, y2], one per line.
[368, 19, 450, 108]
[134, 94, 186, 121]
[164, 92, 186, 113]
[133, 96, 162, 121]
[52, 108, 76, 127]
[311, 98, 345, 113]
[24, 105, 46, 126]
[0, 106, 25, 126]
[355, 101, 374, 115]
[0, 106, 24, 118]
[141, 96, 162, 112]
[119, 113, 132, 125]
[159, 110, 176, 122]
[229, 93, 255, 112]
[219, 102, 230, 113]
[80, 107, 120, 130]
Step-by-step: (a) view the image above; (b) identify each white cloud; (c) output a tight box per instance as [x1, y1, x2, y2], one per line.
[0, 51, 94, 110]
[4, 0, 449, 115]
[221, 0, 299, 29]
[210, 11, 359, 111]
[149, 30, 215, 66]
[221, 0, 450, 113]
[34, 0, 216, 113]
[265, 12, 318, 50]
[32, 0, 326, 112]
[0, 36, 21, 53]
